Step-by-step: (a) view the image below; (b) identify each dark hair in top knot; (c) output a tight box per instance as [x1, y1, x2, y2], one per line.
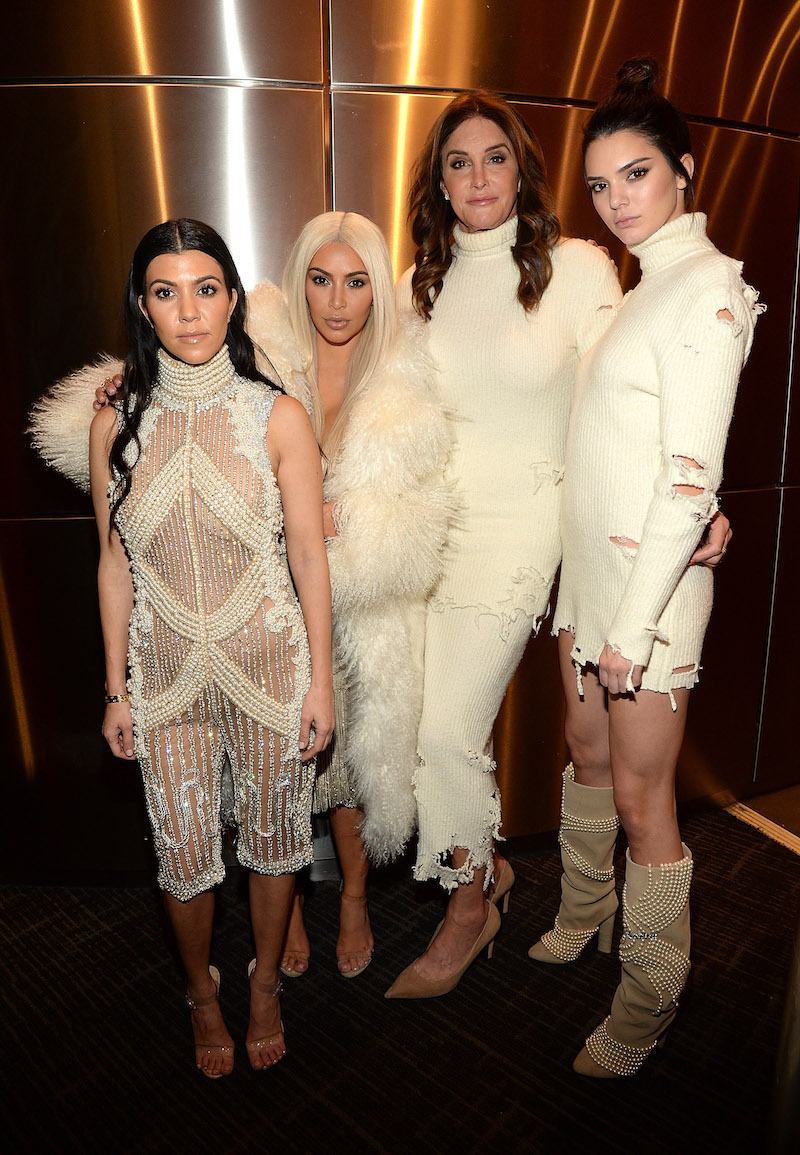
[614, 56, 659, 93]
[583, 57, 695, 210]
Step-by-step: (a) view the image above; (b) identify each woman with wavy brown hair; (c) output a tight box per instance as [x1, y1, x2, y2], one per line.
[385, 90, 624, 997]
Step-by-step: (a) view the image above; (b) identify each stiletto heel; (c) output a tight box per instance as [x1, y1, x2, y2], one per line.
[597, 912, 615, 954]
[489, 856, 515, 914]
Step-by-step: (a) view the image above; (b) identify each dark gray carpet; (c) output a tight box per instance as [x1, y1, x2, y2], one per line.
[2, 807, 798, 1154]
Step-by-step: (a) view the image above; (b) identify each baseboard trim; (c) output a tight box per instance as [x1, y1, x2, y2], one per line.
[725, 802, 800, 856]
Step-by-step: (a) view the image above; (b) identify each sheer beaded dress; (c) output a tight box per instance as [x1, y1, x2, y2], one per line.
[114, 346, 314, 900]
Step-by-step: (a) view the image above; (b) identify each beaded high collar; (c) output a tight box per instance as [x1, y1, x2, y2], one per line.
[629, 212, 715, 277]
[453, 214, 519, 257]
[154, 344, 237, 406]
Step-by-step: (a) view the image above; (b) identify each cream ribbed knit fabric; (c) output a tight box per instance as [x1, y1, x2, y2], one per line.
[397, 218, 621, 887]
[554, 213, 763, 696]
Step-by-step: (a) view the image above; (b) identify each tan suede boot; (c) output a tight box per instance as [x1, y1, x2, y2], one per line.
[528, 764, 619, 963]
[574, 844, 693, 1077]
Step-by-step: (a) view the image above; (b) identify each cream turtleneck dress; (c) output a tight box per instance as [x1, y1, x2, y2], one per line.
[114, 346, 314, 900]
[554, 213, 763, 696]
[397, 217, 621, 888]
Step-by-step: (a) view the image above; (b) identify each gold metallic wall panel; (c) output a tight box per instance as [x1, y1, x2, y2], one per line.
[0, 519, 153, 882]
[1, 83, 326, 521]
[334, 91, 795, 491]
[330, 0, 800, 134]
[754, 486, 800, 791]
[3, 1, 324, 83]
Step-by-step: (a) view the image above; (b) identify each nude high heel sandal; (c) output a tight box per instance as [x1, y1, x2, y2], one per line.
[246, 959, 286, 1069]
[384, 902, 501, 999]
[573, 845, 693, 1078]
[528, 765, 619, 964]
[185, 965, 234, 1079]
[336, 890, 374, 979]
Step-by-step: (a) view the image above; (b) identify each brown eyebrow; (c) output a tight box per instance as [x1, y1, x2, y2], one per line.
[148, 274, 224, 288]
[308, 266, 369, 278]
[444, 142, 510, 160]
[586, 156, 653, 181]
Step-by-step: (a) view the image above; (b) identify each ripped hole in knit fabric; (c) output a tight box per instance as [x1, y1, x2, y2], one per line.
[610, 535, 639, 561]
[715, 306, 742, 336]
[669, 456, 717, 524]
[672, 664, 695, 675]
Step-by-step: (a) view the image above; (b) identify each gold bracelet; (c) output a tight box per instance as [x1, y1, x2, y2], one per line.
[105, 693, 130, 704]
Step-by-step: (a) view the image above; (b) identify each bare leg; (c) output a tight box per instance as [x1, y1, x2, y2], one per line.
[607, 688, 688, 864]
[412, 851, 489, 982]
[164, 890, 234, 1077]
[558, 630, 612, 789]
[247, 872, 296, 1070]
[330, 805, 373, 975]
[280, 882, 310, 976]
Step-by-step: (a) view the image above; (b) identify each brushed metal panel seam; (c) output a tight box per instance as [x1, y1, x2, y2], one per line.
[328, 84, 799, 141]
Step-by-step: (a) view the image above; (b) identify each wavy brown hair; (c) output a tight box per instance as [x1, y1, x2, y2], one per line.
[408, 90, 561, 320]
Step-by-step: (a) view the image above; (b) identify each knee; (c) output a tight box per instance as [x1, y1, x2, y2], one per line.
[564, 717, 610, 779]
[613, 784, 676, 845]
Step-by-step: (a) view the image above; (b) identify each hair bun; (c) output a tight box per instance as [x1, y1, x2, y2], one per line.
[615, 57, 658, 94]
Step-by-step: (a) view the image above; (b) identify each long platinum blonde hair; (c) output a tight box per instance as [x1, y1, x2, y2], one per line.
[282, 211, 397, 469]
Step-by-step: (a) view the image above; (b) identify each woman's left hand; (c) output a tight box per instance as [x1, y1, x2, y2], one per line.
[689, 510, 732, 567]
[298, 684, 335, 762]
[322, 500, 338, 539]
[598, 645, 643, 696]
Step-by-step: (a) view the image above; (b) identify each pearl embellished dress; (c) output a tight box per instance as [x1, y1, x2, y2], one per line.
[114, 346, 314, 901]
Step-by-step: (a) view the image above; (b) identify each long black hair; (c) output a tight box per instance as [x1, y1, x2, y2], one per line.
[583, 59, 695, 210]
[109, 218, 281, 526]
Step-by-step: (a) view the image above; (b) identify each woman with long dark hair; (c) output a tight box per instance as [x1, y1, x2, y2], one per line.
[89, 219, 333, 1076]
[529, 60, 762, 1077]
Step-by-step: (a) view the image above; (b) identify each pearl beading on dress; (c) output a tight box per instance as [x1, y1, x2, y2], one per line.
[114, 346, 313, 901]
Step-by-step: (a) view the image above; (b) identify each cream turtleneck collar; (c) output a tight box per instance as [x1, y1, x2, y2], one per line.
[629, 212, 714, 276]
[154, 344, 237, 405]
[453, 214, 518, 256]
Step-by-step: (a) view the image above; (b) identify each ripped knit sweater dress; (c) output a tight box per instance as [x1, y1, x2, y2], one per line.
[553, 213, 762, 697]
[397, 217, 621, 888]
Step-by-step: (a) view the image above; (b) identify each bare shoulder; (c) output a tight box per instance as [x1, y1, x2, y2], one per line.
[269, 392, 312, 430]
[90, 404, 118, 448]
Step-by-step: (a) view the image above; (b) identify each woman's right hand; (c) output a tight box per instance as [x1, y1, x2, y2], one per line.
[93, 373, 123, 411]
[102, 701, 136, 760]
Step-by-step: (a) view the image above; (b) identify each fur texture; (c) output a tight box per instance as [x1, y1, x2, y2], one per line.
[28, 354, 122, 493]
[322, 317, 455, 860]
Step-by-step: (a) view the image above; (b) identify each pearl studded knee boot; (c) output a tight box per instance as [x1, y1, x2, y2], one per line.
[528, 764, 620, 964]
[573, 844, 693, 1078]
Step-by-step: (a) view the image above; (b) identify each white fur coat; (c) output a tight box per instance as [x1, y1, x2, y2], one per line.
[29, 280, 454, 864]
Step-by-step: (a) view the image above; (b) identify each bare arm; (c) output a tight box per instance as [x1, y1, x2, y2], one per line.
[267, 395, 334, 761]
[89, 407, 136, 760]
